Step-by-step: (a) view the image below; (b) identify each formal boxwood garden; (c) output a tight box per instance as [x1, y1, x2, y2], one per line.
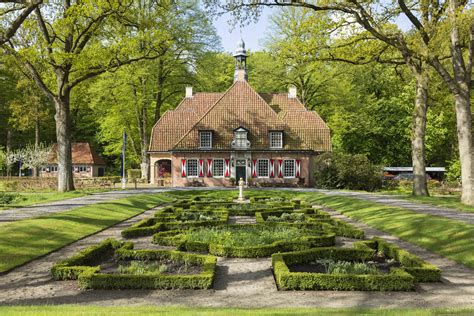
[152, 224, 336, 258]
[51, 238, 217, 290]
[272, 237, 441, 291]
[121, 207, 229, 238]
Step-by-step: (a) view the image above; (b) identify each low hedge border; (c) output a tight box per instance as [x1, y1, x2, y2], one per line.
[78, 248, 217, 290]
[121, 210, 229, 238]
[51, 239, 132, 280]
[353, 238, 441, 282]
[255, 210, 364, 239]
[272, 245, 415, 291]
[152, 225, 336, 258]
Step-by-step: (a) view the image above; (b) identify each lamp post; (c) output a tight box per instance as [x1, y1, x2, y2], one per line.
[121, 130, 127, 190]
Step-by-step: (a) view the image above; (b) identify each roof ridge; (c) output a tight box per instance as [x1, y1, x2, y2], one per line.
[172, 81, 239, 149]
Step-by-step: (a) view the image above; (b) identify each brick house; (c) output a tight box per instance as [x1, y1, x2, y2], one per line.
[148, 40, 331, 187]
[41, 142, 106, 178]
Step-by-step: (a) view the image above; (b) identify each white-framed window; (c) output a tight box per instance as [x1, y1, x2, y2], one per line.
[213, 159, 224, 178]
[78, 165, 87, 172]
[257, 159, 269, 178]
[269, 131, 283, 149]
[232, 127, 250, 149]
[199, 131, 212, 149]
[283, 159, 295, 178]
[187, 159, 199, 177]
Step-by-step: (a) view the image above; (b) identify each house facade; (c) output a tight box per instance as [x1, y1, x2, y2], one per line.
[148, 40, 331, 187]
[41, 142, 106, 178]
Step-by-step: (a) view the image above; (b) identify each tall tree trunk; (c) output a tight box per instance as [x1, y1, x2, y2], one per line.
[140, 80, 150, 181]
[6, 129, 12, 177]
[54, 92, 75, 192]
[33, 117, 40, 177]
[454, 91, 473, 204]
[412, 71, 429, 196]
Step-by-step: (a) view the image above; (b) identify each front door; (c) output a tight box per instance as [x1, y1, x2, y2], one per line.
[236, 166, 246, 182]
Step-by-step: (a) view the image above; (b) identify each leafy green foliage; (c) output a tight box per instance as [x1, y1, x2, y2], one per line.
[314, 152, 382, 191]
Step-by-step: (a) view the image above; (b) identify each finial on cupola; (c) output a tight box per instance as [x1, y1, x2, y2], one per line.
[233, 38, 248, 82]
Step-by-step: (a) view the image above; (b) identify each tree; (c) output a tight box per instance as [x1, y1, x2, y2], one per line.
[8, 77, 51, 176]
[0, 0, 42, 45]
[4, 0, 175, 191]
[206, 0, 474, 204]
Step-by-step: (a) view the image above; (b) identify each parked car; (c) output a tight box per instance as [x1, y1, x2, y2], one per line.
[394, 173, 431, 181]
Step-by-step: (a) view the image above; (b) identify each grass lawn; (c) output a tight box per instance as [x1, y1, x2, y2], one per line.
[396, 194, 474, 214]
[0, 306, 473, 316]
[301, 193, 474, 269]
[0, 193, 172, 273]
[0, 190, 112, 210]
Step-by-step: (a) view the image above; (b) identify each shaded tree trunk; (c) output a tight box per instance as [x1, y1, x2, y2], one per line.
[32, 117, 40, 177]
[412, 71, 429, 196]
[154, 59, 165, 121]
[53, 93, 74, 192]
[6, 129, 12, 177]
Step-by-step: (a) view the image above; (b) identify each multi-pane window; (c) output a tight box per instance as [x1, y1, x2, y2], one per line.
[232, 128, 250, 149]
[78, 165, 87, 172]
[213, 159, 224, 177]
[187, 159, 199, 177]
[257, 159, 269, 178]
[199, 131, 212, 149]
[283, 160, 295, 178]
[269, 132, 283, 149]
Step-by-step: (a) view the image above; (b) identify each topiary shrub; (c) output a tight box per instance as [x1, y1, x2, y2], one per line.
[314, 152, 382, 191]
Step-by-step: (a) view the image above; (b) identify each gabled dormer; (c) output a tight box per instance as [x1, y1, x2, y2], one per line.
[232, 126, 250, 150]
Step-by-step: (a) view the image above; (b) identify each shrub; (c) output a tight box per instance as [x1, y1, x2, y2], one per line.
[314, 152, 382, 191]
[0, 192, 21, 205]
[127, 169, 141, 180]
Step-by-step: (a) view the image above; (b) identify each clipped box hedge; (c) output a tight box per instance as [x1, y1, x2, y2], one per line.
[121, 209, 229, 238]
[152, 225, 336, 258]
[78, 248, 217, 290]
[51, 238, 132, 280]
[272, 246, 415, 291]
[353, 238, 441, 282]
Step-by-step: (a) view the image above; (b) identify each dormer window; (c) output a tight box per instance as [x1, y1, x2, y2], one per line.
[199, 131, 212, 149]
[269, 131, 283, 149]
[232, 126, 250, 150]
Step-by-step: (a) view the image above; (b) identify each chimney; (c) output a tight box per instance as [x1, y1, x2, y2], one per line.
[288, 86, 297, 98]
[185, 86, 193, 98]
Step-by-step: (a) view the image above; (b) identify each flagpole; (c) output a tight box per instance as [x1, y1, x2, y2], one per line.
[121, 130, 127, 190]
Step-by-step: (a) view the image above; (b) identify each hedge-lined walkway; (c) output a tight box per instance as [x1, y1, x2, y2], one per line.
[0, 189, 171, 222]
[0, 199, 473, 308]
[316, 190, 474, 225]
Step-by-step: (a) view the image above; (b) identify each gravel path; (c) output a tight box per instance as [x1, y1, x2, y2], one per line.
[0, 201, 473, 308]
[315, 189, 474, 225]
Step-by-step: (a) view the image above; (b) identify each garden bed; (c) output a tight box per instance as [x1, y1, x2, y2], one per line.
[152, 224, 336, 258]
[272, 238, 441, 291]
[51, 239, 217, 289]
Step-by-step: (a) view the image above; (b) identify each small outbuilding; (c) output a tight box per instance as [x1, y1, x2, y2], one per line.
[41, 142, 106, 178]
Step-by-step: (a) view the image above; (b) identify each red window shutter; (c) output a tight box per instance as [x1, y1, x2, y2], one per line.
[199, 159, 204, 177]
[270, 159, 275, 178]
[296, 160, 301, 177]
[252, 159, 257, 178]
[225, 159, 230, 177]
[278, 160, 283, 178]
[181, 159, 186, 177]
[207, 159, 213, 177]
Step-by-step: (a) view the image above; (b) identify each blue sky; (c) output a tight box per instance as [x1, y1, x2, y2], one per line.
[213, 7, 412, 53]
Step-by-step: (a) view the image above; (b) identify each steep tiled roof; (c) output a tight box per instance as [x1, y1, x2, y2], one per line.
[149, 81, 331, 152]
[48, 143, 106, 165]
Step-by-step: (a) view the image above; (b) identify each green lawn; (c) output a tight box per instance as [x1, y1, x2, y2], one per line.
[396, 194, 474, 214]
[0, 193, 171, 273]
[0, 306, 472, 316]
[0, 190, 110, 210]
[301, 193, 474, 269]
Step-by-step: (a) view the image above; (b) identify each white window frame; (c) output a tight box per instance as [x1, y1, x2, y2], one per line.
[283, 159, 296, 178]
[256, 159, 270, 178]
[78, 165, 87, 172]
[199, 131, 212, 149]
[212, 159, 225, 178]
[186, 159, 199, 178]
[269, 131, 283, 149]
